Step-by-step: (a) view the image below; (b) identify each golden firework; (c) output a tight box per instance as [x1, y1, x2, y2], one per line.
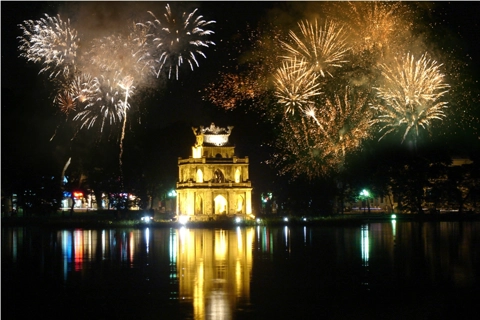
[274, 57, 322, 115]
[371, 53, 450, 143]
[280, 19, 350, 78]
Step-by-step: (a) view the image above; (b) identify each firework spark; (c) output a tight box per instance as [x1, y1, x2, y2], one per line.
[18, 13, 79, 79]
[370, 53, 450, 143]
[204, 23, 284, 112]
[280, 19, 350, 78]
[141, 4, 216, 79]
[204, 72, 265, 110]
[274, 57, 322, 115]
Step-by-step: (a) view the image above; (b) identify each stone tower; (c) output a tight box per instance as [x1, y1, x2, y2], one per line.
[176, 123, 253, 221]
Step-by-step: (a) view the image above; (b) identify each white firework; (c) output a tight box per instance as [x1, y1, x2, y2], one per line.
[73, 72, 127, 133]
[18, 13, 79, 79]
[141, 4, 216, 79]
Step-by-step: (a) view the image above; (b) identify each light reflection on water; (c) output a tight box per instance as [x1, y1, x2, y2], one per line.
[2, 221, 480, 319]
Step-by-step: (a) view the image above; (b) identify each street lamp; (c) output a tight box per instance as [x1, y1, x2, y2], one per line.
[360, 189, 371, 214]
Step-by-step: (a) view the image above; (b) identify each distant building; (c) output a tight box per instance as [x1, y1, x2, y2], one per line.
[176, 123, 253, 221]
[344, 156, 475, 214]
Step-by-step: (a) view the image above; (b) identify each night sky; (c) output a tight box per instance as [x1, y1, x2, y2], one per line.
[2, 1, 480, 200]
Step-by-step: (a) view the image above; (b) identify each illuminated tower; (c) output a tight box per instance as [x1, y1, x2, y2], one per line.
[176, 123, 253, 221]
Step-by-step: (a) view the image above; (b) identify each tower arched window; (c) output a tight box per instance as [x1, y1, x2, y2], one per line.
[196, 169, 203, 183]
[214, 169, 225, 183]
[235, 168, 241, 183]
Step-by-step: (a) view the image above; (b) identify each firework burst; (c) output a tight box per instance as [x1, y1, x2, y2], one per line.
[309, 86, 372, 161]
[141, 4, 216, 79]
[280, 19, 350, 78]
[327, 1, 414, 57]
[269, 117, 329, 178]
[85, 33, 148, 80]
[54, 90, 76, 115]
[273, 86, 372, 178]
[54, 72, 95, 114]
[73, 72, 126, 133]
[204, 22, 284, 112]
[274, 57, 322, 115]
[18, 13, 79, 79]
[370, 53, 450, 143]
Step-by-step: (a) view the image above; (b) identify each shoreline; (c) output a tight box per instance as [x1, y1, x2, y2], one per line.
[2, 212, 479, 229]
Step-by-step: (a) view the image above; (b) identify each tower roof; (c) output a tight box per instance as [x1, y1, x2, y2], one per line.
[193, 123, 234, 146]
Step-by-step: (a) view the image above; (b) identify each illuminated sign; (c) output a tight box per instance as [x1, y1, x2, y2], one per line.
[73, 191, 83, 198]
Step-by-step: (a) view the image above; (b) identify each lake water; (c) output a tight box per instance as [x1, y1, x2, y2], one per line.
[2, 221, 480, 319]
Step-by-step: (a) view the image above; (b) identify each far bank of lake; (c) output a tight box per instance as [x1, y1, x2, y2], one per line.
[2, 209, 479, 229]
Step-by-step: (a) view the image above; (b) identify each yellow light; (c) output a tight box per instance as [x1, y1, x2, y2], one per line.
[179, 215, 189, 225]
[204, 134, 228, 146]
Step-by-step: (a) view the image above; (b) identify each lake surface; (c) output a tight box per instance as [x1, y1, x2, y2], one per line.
[2, 221, 480, 319]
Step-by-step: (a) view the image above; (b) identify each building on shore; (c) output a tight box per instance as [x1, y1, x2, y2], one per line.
[176, 123, 254, 222]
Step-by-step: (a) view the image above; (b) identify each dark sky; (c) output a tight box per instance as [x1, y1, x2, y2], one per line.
[2, 1, 480, 195]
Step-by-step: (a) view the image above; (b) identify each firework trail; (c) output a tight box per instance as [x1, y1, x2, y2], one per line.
[274, 57, 322, 115]
[117, 75, 135, 173]
[18, 13, 79, 79]
[370, 53, 450, 143]
[81, 31, 149, 181]
[280, 19, 350, 78]
[140, 4, 216, 80]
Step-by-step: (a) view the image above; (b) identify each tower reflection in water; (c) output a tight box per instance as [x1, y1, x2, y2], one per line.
[50, 227, 253, 319]
[174, 227, 254, 320]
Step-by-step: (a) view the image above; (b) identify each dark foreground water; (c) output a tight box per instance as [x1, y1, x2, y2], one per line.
[2, 221, 480, 319]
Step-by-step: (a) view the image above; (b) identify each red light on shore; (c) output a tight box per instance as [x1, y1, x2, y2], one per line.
[73, 191, 83, 198]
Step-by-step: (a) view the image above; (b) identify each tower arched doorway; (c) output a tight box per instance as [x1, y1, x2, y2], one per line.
[195, 194, 204, 215]
[214, 195, 227, 215]
[236, 195, 244, 213]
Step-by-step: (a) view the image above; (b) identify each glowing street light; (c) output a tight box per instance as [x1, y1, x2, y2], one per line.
[178, 215, 189, 225]
[359, 189, 371, 214]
